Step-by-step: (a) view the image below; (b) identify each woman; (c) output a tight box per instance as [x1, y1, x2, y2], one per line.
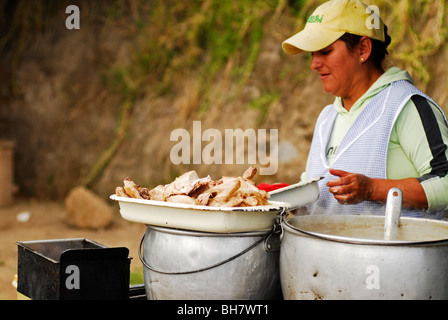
[282, 0, 448, 219]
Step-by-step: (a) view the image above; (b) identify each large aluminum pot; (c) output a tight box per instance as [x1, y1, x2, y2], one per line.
[140, 225, 282, 300]
[280, 215, 448, 300]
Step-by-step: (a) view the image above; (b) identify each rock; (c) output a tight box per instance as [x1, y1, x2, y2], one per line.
[65, 186, 114, 229]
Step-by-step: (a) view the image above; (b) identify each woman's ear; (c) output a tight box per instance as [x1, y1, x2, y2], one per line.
[358, 36, 373, 62]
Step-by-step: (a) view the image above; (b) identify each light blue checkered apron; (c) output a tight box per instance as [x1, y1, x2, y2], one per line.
[306, 80, 447, 219]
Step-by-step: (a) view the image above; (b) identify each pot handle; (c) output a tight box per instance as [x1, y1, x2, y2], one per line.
[138, 226, 276, 275]
[264, 212, 285, 251]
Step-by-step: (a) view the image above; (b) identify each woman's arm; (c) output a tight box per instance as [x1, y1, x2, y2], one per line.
[326, 97, 448, 211]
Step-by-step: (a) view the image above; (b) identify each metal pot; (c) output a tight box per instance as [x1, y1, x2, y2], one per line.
[140, 225, 282, 300]
[280, 214, 448, 300]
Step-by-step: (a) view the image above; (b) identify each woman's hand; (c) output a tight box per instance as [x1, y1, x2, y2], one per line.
[326, 168, 428, 209]
[326, 168, 373, 204]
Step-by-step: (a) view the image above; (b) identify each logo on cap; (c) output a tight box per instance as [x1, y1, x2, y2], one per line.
[307, 14, 323, 23]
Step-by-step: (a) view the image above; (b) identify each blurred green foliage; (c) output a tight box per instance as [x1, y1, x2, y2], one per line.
[2, 0, 446, 99]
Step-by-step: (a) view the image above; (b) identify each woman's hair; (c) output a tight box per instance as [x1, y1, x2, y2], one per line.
[339, 25, 392, 70]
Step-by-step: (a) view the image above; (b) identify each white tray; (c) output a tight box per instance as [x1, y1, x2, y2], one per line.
[268, 178, 321, 210]
[110, 195, 290, 233]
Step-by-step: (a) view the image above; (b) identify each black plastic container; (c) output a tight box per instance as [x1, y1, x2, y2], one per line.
[16, 238, 131, 300]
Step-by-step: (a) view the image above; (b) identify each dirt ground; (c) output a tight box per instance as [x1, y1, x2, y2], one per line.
[0, 197, 147, 300]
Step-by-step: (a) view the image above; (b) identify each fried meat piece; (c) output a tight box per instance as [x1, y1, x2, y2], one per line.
[123, 177, 143, 199]
[242, 166, 257, 180]
[138, 187, 151, 199]
[163, 171, 199, 197]
[148, 185, 165, 201]
[115, 186, 128, 197]
[166, 194, 198, 205]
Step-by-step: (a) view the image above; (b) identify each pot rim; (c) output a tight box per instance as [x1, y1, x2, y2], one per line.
[282, 215, 448, 246]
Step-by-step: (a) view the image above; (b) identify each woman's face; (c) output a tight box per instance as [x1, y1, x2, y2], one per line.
[310, 40, 360, 99]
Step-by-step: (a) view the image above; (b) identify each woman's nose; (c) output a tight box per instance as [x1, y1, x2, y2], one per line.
[310, 54, 321, 71]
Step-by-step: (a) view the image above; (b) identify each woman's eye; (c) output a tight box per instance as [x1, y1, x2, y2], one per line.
[311, 49, 331, 58]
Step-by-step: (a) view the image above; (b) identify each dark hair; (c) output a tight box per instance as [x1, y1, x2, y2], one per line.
[339, 25, 391, 70]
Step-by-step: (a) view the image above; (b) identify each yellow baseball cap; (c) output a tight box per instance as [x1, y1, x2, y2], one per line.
[282, 0, 385, 55]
